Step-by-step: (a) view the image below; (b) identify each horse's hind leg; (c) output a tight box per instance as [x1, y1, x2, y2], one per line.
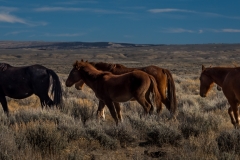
[135, 93, 152, 115]
[104, 100, 119, 125]
[0, 95, 9, 115]
[37, 95, 54, 108]
[114, 102, 122, 122]
[228, 107, 235, 125]
[97, 100, 106, 120]
[227, 100, 239, 128]
[145, 91, 154, 115]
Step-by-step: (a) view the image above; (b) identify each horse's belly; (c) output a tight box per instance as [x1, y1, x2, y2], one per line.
[3, 85, 33, 99]
[111, 93, 133, 102]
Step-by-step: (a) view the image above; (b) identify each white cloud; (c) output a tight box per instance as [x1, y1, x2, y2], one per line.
[34, 7, 86, 12]
[34, 7, 132, 14]
[43, 33, 85, 37]
[0, 6, 18, 12]
[0, 13, 27, 24]
[4, 30, 33, 36]
[162, 28, 194, 33]
[162, 28, 240, 33]
[0, 6, 47, 26]
[55, 1, 98, 5]
[148, 8, 194, 13]
[199, 30, 203, 34]
[206, 28, 240, 33]
[221, 29, 240, 33]
[148, 8, 240, 20]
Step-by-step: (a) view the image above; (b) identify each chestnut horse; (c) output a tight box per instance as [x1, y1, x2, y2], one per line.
[75, 61, 177, 119]
[0, 63, 62, 115]
[200, 65, 240, 128]
[66, 61, 161, 125]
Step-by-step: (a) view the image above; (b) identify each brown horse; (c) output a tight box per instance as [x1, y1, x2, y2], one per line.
[66, 60, 161, 125]
[200, 65, 240, 128]
[75, 61, 177, 119]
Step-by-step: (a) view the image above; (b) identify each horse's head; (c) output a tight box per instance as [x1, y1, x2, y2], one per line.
[66, 60, 86, 87]
[199, 65, 214, 97]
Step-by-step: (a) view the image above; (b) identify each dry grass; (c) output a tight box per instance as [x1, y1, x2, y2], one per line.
[1, 44, 240, 159]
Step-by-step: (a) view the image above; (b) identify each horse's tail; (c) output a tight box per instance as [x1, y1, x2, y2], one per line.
[163, 69, 177, 118]
[47, 69, 62, 107]
[149, 75, 161, 112]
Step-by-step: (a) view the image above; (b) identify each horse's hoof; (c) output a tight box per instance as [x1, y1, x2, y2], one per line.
[234, 123, 240, 129]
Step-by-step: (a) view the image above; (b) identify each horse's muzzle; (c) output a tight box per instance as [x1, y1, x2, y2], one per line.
[65, 80, 73, 87]
[200, 93, 206, 97]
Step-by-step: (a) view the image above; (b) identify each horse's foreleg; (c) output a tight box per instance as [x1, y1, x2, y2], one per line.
[114, 102, 122, 122]
[105, 100, 118, 126]
[97, 100, 106, 120]
[0, 95, 9, 115]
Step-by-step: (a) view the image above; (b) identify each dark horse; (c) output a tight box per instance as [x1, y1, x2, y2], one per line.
[66, 60, 161, 125]
[200, 65, 240, 128]
[0, 63, 62, 115]
[75, 61, 177, 119]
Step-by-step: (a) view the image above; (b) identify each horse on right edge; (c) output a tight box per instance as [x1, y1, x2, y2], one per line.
[200, 65, 240, 128]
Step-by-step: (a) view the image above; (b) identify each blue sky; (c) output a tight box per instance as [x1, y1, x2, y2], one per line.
[0, 0, 240, 44]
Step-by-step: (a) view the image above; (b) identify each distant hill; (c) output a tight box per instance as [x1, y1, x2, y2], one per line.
[0, 41, 158, 50]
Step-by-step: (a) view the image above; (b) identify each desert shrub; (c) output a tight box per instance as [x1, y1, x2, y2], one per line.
[71, 104, 95, 125]
[178, 95, 199, 108]
[180, 112, 219, 138]
[86, 128, 118, 150]
[218, 152, 239, 160]
[58, 122, 86, 142]
[127, 114, 149, 130]
[0, 124, 17, 160]
[105, 125, 137, 148]
[217, 130, 240, 154]
[9, 108, 63, 125]
[146, 124, 182, 147]
[67, 150, 92, 160]
[22, 121, 67, 155]
[196, 93, 228, 112]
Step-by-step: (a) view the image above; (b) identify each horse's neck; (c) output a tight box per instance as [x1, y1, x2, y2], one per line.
[209, 68, 232, 86]
[80, 66, 103, 89]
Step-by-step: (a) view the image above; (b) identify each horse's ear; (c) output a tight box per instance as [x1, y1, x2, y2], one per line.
[202, 65, 205, 71]
[76, 63, 81, 70]
[73, 60, 78, 67]
[210, 65, 212, 68]
[85, 60, 88, 62]
[81, 59, 84, 62]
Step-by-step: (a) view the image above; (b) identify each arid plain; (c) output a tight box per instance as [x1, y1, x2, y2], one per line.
[1, 42, 240, 159]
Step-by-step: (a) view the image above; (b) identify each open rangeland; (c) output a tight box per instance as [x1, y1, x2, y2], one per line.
[1, 42, 240, 159]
